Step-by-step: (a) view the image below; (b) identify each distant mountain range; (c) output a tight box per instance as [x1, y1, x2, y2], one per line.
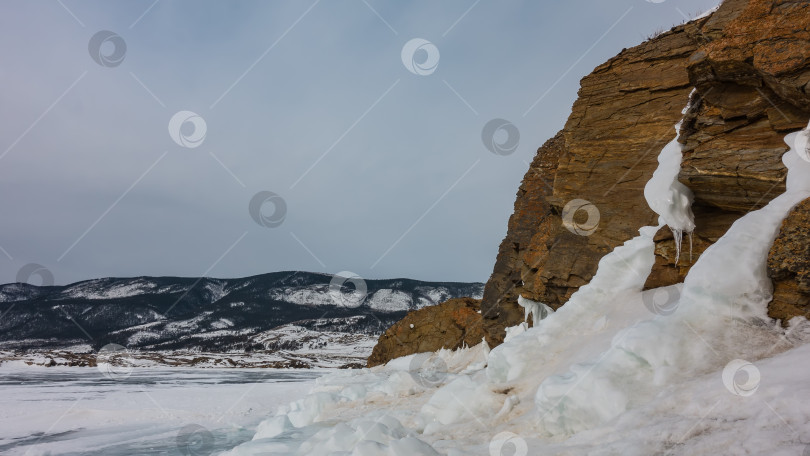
[0, 271, 483, 367]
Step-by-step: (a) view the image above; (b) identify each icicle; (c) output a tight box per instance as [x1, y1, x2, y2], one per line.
[517, 295, 555, 327]
[688, 231, 693, 262]
[671, 227, 682, 265]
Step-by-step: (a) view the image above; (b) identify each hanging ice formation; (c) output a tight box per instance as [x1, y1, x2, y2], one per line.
[642, 93, 697, 264]
[517, 295, 555, 327]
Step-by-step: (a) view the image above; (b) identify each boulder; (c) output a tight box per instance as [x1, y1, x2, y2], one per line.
[367, 298, 485, 367]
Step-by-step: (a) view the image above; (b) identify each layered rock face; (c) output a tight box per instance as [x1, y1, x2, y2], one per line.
[367, 298, 484, 368]
[480, 0, 810, 344]
[681, 0, 810, 217]
[479, 132, 565, 343]
[481, 14, 708, 344]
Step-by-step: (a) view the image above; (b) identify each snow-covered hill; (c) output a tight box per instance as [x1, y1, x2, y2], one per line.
[0, 271, 482, 367]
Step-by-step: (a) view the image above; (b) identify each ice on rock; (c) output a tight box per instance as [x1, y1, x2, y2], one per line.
[643, 117, 695, 264]
[517, 295, 554, 327]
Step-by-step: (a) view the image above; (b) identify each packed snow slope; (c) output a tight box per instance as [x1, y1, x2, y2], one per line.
[0, 271, 482, 360]
[219, 119, 810, 454]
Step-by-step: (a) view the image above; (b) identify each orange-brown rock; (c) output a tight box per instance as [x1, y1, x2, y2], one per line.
[366, 298, 485, 367]
[481, 18, 711, 344]
[480, 132, 565, 345]
[682, 0, 810, 213]
[768, 198, 810, 324]
[479, 0, 810, 345]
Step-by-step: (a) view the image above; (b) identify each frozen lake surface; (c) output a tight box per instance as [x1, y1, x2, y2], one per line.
[0, 366, 322, 455]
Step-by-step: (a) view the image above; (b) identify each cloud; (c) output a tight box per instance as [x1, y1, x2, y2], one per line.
[0, 0, 720, 284]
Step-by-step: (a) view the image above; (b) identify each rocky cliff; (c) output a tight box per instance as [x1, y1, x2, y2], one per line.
[369, 0, 810, 363]
[480, 0, 810, 344]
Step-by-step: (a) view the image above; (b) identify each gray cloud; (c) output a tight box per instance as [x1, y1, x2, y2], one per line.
[0, 0, 720, 285]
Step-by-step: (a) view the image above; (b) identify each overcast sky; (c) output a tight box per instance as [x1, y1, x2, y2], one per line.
[0, 0, 720, 286]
